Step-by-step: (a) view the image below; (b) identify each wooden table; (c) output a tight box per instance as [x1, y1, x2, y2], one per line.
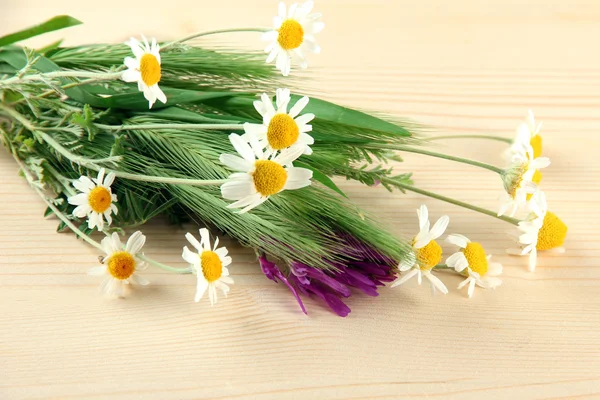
[1, 1, 599, 398]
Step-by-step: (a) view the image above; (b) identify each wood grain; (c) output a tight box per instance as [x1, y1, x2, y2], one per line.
[1, 1, 599, 399]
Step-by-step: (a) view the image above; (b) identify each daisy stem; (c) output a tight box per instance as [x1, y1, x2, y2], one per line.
[391, 145, 504, 175]
[92, 168, 227, 187]
[387, 180, 520, 226]
[0, 71, 122, 86]
[163, 28, 270, 49]
[93, 123, 245, 131]
[426, 135, 513, 144]
[136, 254, 192, 274]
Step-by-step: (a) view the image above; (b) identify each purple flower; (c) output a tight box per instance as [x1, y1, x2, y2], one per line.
[259, 256, 307, 314]
[259, 235, 398, 317]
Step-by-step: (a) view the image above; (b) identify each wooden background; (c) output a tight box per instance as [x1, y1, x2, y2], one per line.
[1, 0, 599, 398]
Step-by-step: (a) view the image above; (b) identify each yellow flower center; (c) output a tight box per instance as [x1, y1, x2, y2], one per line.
[277, 19, 304, 50]
[526, 169, 543, 201]
[200, 250, 223, 282]
[530, 135, 542, 159]
[462, 242, 488, 276]
[140, 53, 161, 86]
[413, 238, 442, 270]
[252, 160, 288, 196]
[537, 211, 568, 251]
[107, 251, 136, 280]
[267, 114, 300, 150]
[88, 187, 112, 213]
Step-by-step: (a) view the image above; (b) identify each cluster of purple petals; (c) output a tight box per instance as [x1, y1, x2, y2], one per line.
[259, 235, 397, 317]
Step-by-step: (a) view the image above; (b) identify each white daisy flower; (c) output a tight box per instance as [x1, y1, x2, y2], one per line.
[510, 110, 543, 159]
[243, 88, 315, 157]
[446, 234, 503, 298]
[498, 143, 550, 217]
[507, 191, 567, 272]
[121, 35, 166, 109]
[219, 133, 313, 213]
[262, 0, 324, 76]
[68, 168, 118, 231]
[182, 228, 234, 305]
[88, 231, 149, 297]
[390, 205, 450, 295]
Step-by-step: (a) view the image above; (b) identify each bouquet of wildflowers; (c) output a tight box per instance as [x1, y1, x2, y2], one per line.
[0, 3, 568, 316]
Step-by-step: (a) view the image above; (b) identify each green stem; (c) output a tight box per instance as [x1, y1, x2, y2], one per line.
[427, 135, 513, 144]
[13, 77, 119, 104]
[94, 168, 227, 187]
[387, 180, 520, 226]
[163, 27, 270, 49]
[137, 254, 192, 274]
[0, 70, 122, 86]
[391, 145, 505, 175]
[93, 123, 245, 132]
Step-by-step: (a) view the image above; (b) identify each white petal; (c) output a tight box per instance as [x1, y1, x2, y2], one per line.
[221, 179, 255, 200]
[68, 193, 88, 206]
[429, 215, 449, 240]
[446, 234, 470, 248]
[237, 196, 269, 213]
[528, 248, 538, 272]
[126, 231, 146, 254]
[215, 247, 229, 258]
[195, 278, 209, 302]
[227, 193, 262, 210]
[446, 252, 469, 272]
[531, 157, 550, 170]
[390, 269, 418, 288]
[131, 274, 150, 286]
[423, 271, 448, 295]
[468, 280, 476, 298]
[121, 69, 141, 83]
[276, 88, 291, 112]
[182, 246, 199, 265]
[288, 96, 309, 118]
[276, 143, 304, 165]
[417, 205, 429, 231]
[73, 176, 94, 192]
[199, 228, 211, 251]
[229, 133, 256, 163]
[152, 85, 167, 104]
[220, 154, 253, 173]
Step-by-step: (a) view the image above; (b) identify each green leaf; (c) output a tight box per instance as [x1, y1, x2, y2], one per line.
[0, 16, 82, 48]
[139, 106, 247, 124]
[37, 39, 64, 55]
[197, 94, 411, 137]
[70, 88, 239, 111]
[44, 206, 54, 218]
[294, 161, 347, 198]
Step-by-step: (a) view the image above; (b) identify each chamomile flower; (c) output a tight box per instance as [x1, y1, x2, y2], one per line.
[262, 0, 324, 76]
[511, 110, 543, 159]
[243, 88, 315, 156]
[121, 35, 166, 109]
[88, 231, 149, 297]
[182, 228, 234, 305]
[219, 133, 313, 213]
[390, 205, 450, 294]
[498, 144, 550, 217]
[446, 234, 503, 298]
[68, 168, 118, 231]
[507, 191, 568, 272]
